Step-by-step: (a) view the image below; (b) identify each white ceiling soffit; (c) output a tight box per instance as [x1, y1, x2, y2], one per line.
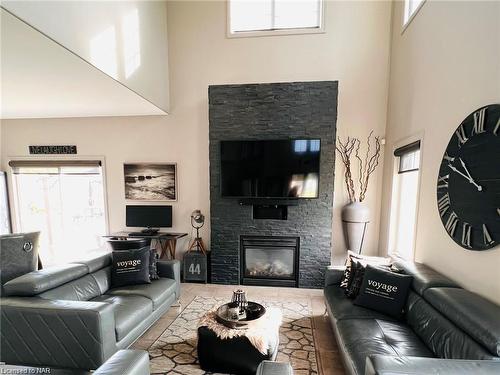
[0, 8, 166, 119]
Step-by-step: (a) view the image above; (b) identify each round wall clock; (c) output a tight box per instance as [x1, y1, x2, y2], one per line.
[437, 104, 500, 250]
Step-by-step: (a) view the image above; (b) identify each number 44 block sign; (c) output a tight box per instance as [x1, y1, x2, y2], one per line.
[183, 251, 208, 283]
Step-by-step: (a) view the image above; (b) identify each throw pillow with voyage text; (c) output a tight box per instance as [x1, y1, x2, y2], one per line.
[354, 265, 413, 318]
[111, 247, 151, 287]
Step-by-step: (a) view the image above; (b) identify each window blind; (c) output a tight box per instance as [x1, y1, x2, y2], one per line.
[394, 141, 420, 174]
[9, 160, 102, 175]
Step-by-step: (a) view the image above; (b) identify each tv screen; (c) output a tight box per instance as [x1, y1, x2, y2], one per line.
[126, 205, 172, 228]
[220, 139, 320, 198]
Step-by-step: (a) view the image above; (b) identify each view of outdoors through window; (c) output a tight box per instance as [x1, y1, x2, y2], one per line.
[230, 0, 323, 34]
[12, 163, 107, 266]
[388, 144, 421, 261]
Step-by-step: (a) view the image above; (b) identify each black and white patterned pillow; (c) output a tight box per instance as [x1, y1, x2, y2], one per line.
[149, 248, 160, 280]
[340, 251, 391, 289]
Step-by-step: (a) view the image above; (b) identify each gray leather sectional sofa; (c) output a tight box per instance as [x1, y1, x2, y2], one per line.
[0, 253, 180, 371]
[324, 260, 500, 375]
[0, 349, 151, 375]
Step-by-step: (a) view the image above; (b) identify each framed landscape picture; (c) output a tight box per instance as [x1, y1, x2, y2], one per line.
[124, 163, 177, 201]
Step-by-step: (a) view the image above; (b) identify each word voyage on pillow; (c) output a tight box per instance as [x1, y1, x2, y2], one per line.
[116, 259, 143, 269]
[366, 279, 399, 296]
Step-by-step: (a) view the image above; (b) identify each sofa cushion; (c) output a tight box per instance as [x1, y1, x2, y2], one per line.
[393, 260, 459, 296]
[424, 288, 500, 357]
[107, 277, 177, 310]
[38, 274, 101, 301]
[74, 253, 112, 273]
[3, 264, 89, 296]
[92, 295, 153, 341]
[324, 285, 396, 322]
[336, 318, 433, 375]
[91, 267, 112, 294]
[405, 291, 496, 359]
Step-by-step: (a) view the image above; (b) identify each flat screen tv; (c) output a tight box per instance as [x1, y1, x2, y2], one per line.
[126, 205, 172, 228]
[220, 139, 321, 198]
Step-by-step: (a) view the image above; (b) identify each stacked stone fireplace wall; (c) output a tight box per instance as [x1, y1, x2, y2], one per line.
[209, 81, 338, 288]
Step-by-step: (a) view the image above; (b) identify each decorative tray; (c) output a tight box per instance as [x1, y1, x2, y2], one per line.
[215, 301, 266, 329]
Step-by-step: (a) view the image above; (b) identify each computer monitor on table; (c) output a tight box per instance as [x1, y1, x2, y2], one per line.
[126, 205, 172, 234]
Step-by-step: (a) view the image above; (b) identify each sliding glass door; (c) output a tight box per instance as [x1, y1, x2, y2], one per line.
[10, 160, 108, 266]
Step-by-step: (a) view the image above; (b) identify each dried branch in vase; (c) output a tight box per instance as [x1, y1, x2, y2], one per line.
[336, 131, 381, 203]
[335, 137, 359, 202]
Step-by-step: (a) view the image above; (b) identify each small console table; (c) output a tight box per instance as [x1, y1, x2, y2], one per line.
[105, 232, 188, 260]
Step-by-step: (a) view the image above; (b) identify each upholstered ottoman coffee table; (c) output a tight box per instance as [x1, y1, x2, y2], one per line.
[197, 306, 281, 375]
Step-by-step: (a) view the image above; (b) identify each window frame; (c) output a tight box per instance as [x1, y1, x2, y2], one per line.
[227, 0, 326, 39]
[402, 0, 426, 33]
[6, 155, 110, 236]
[386, 134, 424, 261]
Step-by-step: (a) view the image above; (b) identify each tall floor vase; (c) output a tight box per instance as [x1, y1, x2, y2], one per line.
[342, 202, 370, 254]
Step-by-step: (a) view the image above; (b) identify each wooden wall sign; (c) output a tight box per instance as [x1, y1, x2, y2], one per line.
[29, 145, 77, 155]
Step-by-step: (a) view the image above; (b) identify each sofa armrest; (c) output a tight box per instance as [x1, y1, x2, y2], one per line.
[365, 355, 500, 375]
[325, 265, 346, 287]
[0, 297, 116, 370]
[94, 349, 150, 375]
[157, 259, 180, 298]
[256, 361, 293, 375]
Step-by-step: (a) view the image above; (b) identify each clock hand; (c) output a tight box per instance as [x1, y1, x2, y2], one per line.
[459, 158, 473, 179]
[448, 164, 483, 191]
[447, 164, 470, 180]
[459, 158, 483, 191]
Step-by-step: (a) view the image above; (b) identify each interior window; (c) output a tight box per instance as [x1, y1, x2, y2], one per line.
[10, 160, 107, 266]
[229, 0, 323, 35]
[388, 141, 421, 261]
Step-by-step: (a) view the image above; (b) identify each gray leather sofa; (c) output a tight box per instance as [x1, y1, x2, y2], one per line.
[324, 260, 500, 375]
[256, 361, 293, 375]
[0, 253, 180, 371]
[0, 349, 150, 375]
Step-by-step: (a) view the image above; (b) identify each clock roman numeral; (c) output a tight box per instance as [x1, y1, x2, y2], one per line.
[443, 152, 455, 163]
[472, 108, 486, 135]
[483, 224, 494, 246]
[437, 174, 449, 189]
[445, 211, 459, 237]
[494, 117, 500, 136]
[461, 222, 472, 248]
[455, 124, 468, 146]
[438, 193, 451, 217]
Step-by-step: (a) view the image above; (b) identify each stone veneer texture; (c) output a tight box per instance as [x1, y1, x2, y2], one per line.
[209, 81, 338, 288]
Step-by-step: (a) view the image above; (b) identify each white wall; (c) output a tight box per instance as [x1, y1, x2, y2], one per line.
[380, 1, 500, 303]
[2, 0, 170, 112]
[0, 8, 165, 119]
[1, 0, 392, 262]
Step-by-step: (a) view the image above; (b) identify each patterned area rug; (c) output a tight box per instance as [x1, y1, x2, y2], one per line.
[148, 296, 318, 375]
